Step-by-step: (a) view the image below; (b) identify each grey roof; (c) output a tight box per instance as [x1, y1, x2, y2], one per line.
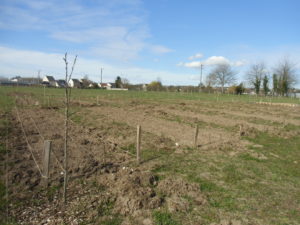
[56, 79, 67, 86]
[71, 79, 81, 83]
[46, 76, 55, 82]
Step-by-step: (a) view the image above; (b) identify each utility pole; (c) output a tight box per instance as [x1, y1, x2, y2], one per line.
[199, 64, 203, 92]
[200, 64, 203, 86]
[100, 68, 103, 84]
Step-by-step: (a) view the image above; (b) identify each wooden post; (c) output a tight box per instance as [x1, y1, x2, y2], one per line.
[136, 125, 141, 164]
[47, 96, 50, 107]
[194, 124, 199, 148]
[97, 96, 99, 105]
[43, 140, 51, 186]
[43, 85, 46, 105]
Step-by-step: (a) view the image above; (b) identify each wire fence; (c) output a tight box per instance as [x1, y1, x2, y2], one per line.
[15, 105, 45, 178]
[15, 97, 67, 180]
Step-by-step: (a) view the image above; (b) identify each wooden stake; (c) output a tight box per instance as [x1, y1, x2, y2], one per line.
[194, 124, 199, 148]
[136, 125, 141, 164]
[97, 96, 99, 105]
[43, 140, 51, 187]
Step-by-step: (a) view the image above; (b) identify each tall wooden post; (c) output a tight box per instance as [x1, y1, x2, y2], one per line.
[194, 124, 199, 148]
[136, 125, 141, 164]
[43, 140, 51, 186]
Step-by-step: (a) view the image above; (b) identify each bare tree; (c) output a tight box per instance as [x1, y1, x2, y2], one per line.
[121, 78, 130, 88]
[246, 62, 267, 95]
[208, 63, 237, 93]
[63, 53, 77, 203]
[206, 72, 217, 87]
[274, 58, 297, 96]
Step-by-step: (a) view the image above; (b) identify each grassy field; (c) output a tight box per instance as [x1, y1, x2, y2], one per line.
[0, 86, 300, 225]
[3, 86, 300, 104]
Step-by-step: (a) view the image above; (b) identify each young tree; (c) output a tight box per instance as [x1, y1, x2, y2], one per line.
[121, 78, 130, 88]
[208, 63, 236, 93]
[63, 53, 77, 203]
[246, 62, 267, 95]
[263, 75, 269, 96]
[274, 58, 297, 96]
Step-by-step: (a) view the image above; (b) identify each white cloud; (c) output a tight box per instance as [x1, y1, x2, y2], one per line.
[180, 56, 247, 69]
[0, 46, 193, 85]
[188, 53, 203, 60]
[183, 61, 202, 68]
[203, 56, 230, 65]
[149, 45, 173, 54]
[232, 60, 247, 67]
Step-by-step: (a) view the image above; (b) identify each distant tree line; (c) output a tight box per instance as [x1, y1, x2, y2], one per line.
[203, 58, 298, 96]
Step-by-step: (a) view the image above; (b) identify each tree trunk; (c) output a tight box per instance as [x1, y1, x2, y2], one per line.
[63, 80, 68, 203]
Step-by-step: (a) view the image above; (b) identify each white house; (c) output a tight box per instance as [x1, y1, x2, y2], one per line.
[42, 76, 56, 86]
[98, 83, 115, 89]
[69, 79, 81, 88]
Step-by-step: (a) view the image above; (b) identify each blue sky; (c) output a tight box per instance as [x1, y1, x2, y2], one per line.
[0, 0, 299, 86]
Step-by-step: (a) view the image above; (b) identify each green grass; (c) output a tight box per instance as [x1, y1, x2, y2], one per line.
[153, 211, 180, 225]
[1, 86, 299, 105]
[148, 131, 300, 224]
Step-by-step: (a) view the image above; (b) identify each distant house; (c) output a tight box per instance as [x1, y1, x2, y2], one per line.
[42, 76, 56, 86]
[0, 77, 14, 86]
[89, 82, 98, 88]
[11, 76, 21, 82]
[55, 79, 67, 88]
[11, 76, 41, 85]
[69, 79, 81, 88]
[98, 83, 109, 88]
[80, 78, 93, 88]
[98, 83, 115, 89]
